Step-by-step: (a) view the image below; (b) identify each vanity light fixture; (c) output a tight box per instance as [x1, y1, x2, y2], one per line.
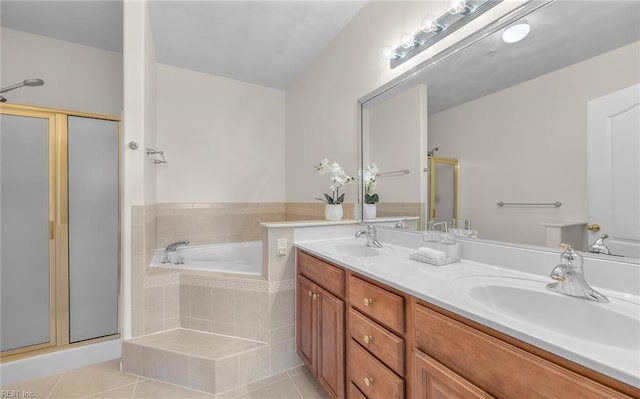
[448, 0, 471, 15]
[421, 15, 444, 33]
[502, 22, 531, 43]
[385, 0, 503, 68]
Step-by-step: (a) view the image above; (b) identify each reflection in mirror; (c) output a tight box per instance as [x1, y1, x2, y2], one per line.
[360, 0, 640, 260]
[428, 156, 458, 224]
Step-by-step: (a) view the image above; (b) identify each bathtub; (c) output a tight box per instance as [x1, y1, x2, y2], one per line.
[151, 241, 262, 275]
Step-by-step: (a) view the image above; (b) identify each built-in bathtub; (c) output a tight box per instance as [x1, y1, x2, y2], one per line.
[151, 241, 262, 275]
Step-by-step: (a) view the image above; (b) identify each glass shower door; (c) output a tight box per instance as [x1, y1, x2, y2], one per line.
[0, 112, 55, 353]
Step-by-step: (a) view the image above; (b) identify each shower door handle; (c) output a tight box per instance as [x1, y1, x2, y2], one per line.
[49, 221, 54, 239]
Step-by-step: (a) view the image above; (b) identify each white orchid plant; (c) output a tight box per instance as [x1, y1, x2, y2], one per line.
[314, 158, 355, 205]
[362, 163, 379, 204]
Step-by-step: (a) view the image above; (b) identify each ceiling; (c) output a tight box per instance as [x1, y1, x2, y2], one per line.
[0, 0, 366, 89]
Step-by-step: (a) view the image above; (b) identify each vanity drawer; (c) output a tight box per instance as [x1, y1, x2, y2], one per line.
[297, 250, 345, 297]
[349, 308, 404, 375]
[349, 382, 367, 399]
[349, 275, 404, 334]
[349, 339, 404, 399]
[414, 304, 633, 399]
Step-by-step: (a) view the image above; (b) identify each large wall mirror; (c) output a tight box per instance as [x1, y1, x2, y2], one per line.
[360, 0, 640, 260]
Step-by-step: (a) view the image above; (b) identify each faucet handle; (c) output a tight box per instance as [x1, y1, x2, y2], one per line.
[559, 243, 571, 250]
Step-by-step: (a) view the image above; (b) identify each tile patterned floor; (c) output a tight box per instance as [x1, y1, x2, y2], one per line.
[1, 359, 329, 399]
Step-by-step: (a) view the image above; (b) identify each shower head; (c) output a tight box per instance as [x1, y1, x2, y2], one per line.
[427, 147, 439, 157]
[0, 78, 46, 94]
[0, 96, 6, 103]
[24, 79, 45, 87]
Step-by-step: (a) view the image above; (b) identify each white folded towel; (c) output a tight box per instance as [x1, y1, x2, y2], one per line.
[416, 246, 446, 260]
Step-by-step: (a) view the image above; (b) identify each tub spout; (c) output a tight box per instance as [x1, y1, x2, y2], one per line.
[165, 240, 190, 253]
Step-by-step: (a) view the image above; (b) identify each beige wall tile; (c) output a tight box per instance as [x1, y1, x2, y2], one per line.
[214, 356, 239, 394]
[212, 214, 229, 234]
[189, 285, 212, 320]
[144, 320, 164, 335]
[144, 286, 163, 323]
[234, 325, 269, 343]
[211, 322, 235, 336]
[269, 324, 295, 345]
[188, 357, 215, 394]
[141, 347, 165, 381]
[234, 290, 260, 328]
[164, 317, 180, 330]
[270, 338, 302, 374]
[228, 214, 245, 234]
[212, 288, 235, 324]
[132, 225, 144, 254]
[179, 284, 189, 317]
[121, 342, 142, 375]
[182, 317, 212, 332]
[164, 352, 189, 386]
[229, 233, 245, 243]
[163, 284, 180, 319]
[238, 346, 270, 385]
[269, 289, 295, 329]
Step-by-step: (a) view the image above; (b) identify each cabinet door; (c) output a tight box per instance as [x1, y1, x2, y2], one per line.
[413, 350, 492, 399]
[317, 286, 345, 399]
[297, 275, 317, 373]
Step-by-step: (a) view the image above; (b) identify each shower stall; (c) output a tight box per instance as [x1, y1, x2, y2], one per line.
[0, 102, 121, 360]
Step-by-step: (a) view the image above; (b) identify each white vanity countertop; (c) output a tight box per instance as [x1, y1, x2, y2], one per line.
[295, 237, 640, 389]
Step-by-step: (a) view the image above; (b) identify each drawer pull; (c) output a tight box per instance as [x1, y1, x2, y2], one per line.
[363, 377, 374, 387]
[308, 291, 313, 297]
[312, 293, 318, 300]
[363, 297, 373, 307]
[363, 334, 373, 344]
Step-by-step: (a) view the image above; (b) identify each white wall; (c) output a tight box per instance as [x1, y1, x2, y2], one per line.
[285, 1, 526, 205]
[0, 28, 122, 116]
[155, 64, 285, 203]
[122, 0, 158, 339]
[429, 41, 640, 246]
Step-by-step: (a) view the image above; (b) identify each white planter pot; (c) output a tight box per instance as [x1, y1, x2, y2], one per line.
[363, 203, 377, 220]
[324, 204, 344, 221]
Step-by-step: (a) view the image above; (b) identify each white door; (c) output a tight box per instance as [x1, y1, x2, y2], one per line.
[587, 84, 640, 258]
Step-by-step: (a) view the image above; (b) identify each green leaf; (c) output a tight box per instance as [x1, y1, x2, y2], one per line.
[364, 193, 379, 204]
[324, 193, 335, 204]
[314, 197, 329, 204]
[336, 193, 345, 204]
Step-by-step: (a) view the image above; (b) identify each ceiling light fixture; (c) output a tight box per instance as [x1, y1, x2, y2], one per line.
[502, 22, 530, 43]
[385, 0, 503, 69]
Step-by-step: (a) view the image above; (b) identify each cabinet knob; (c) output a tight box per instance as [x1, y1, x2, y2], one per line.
[363, 297, 373, 307]
[363, 335, 372, 344]
[308, 291, 313, 297]
[587, 223, 601, 232]
[312, 293, 318, 300]
[363, 377, 374, 387]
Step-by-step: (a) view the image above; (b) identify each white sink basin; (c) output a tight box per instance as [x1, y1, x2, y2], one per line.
[316, 240, 395, 259]
[451, 276, 640, 350]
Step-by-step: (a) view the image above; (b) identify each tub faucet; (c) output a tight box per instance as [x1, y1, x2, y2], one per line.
[355, 223, 383, 248]
[546, 244, 608, 302]
[588, 234, 611, 255]
[165, 240, 190, 253]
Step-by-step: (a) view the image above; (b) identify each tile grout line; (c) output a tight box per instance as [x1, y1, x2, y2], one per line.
[80, 381, 138, 399]
[289, 375, 306, 399]
[45, 373, 65, 399]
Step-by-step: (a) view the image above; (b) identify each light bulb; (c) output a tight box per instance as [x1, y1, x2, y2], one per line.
[421, 15, 443, 33]
[502, 23, 530, 43]
[383, 46, 400, 60]
[448, 0, 469, 15]
[400, 33, 417, 49]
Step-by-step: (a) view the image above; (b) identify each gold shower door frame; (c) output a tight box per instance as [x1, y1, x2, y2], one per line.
[428, 156, 459, 222]
[0, 103, 121, 362]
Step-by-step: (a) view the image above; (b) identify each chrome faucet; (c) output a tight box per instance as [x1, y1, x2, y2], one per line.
[588, 234, 611, 255]
[355, 223, 383, 248]
[165, 240, 190, 253]
[395, 219, 407, 229]
[546, 244, 608, 302]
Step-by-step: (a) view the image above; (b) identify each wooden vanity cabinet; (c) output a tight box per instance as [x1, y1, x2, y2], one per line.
[296, 250, 346, 399]
[412, 301, 639, 399]
[296, 249, 639, 399]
